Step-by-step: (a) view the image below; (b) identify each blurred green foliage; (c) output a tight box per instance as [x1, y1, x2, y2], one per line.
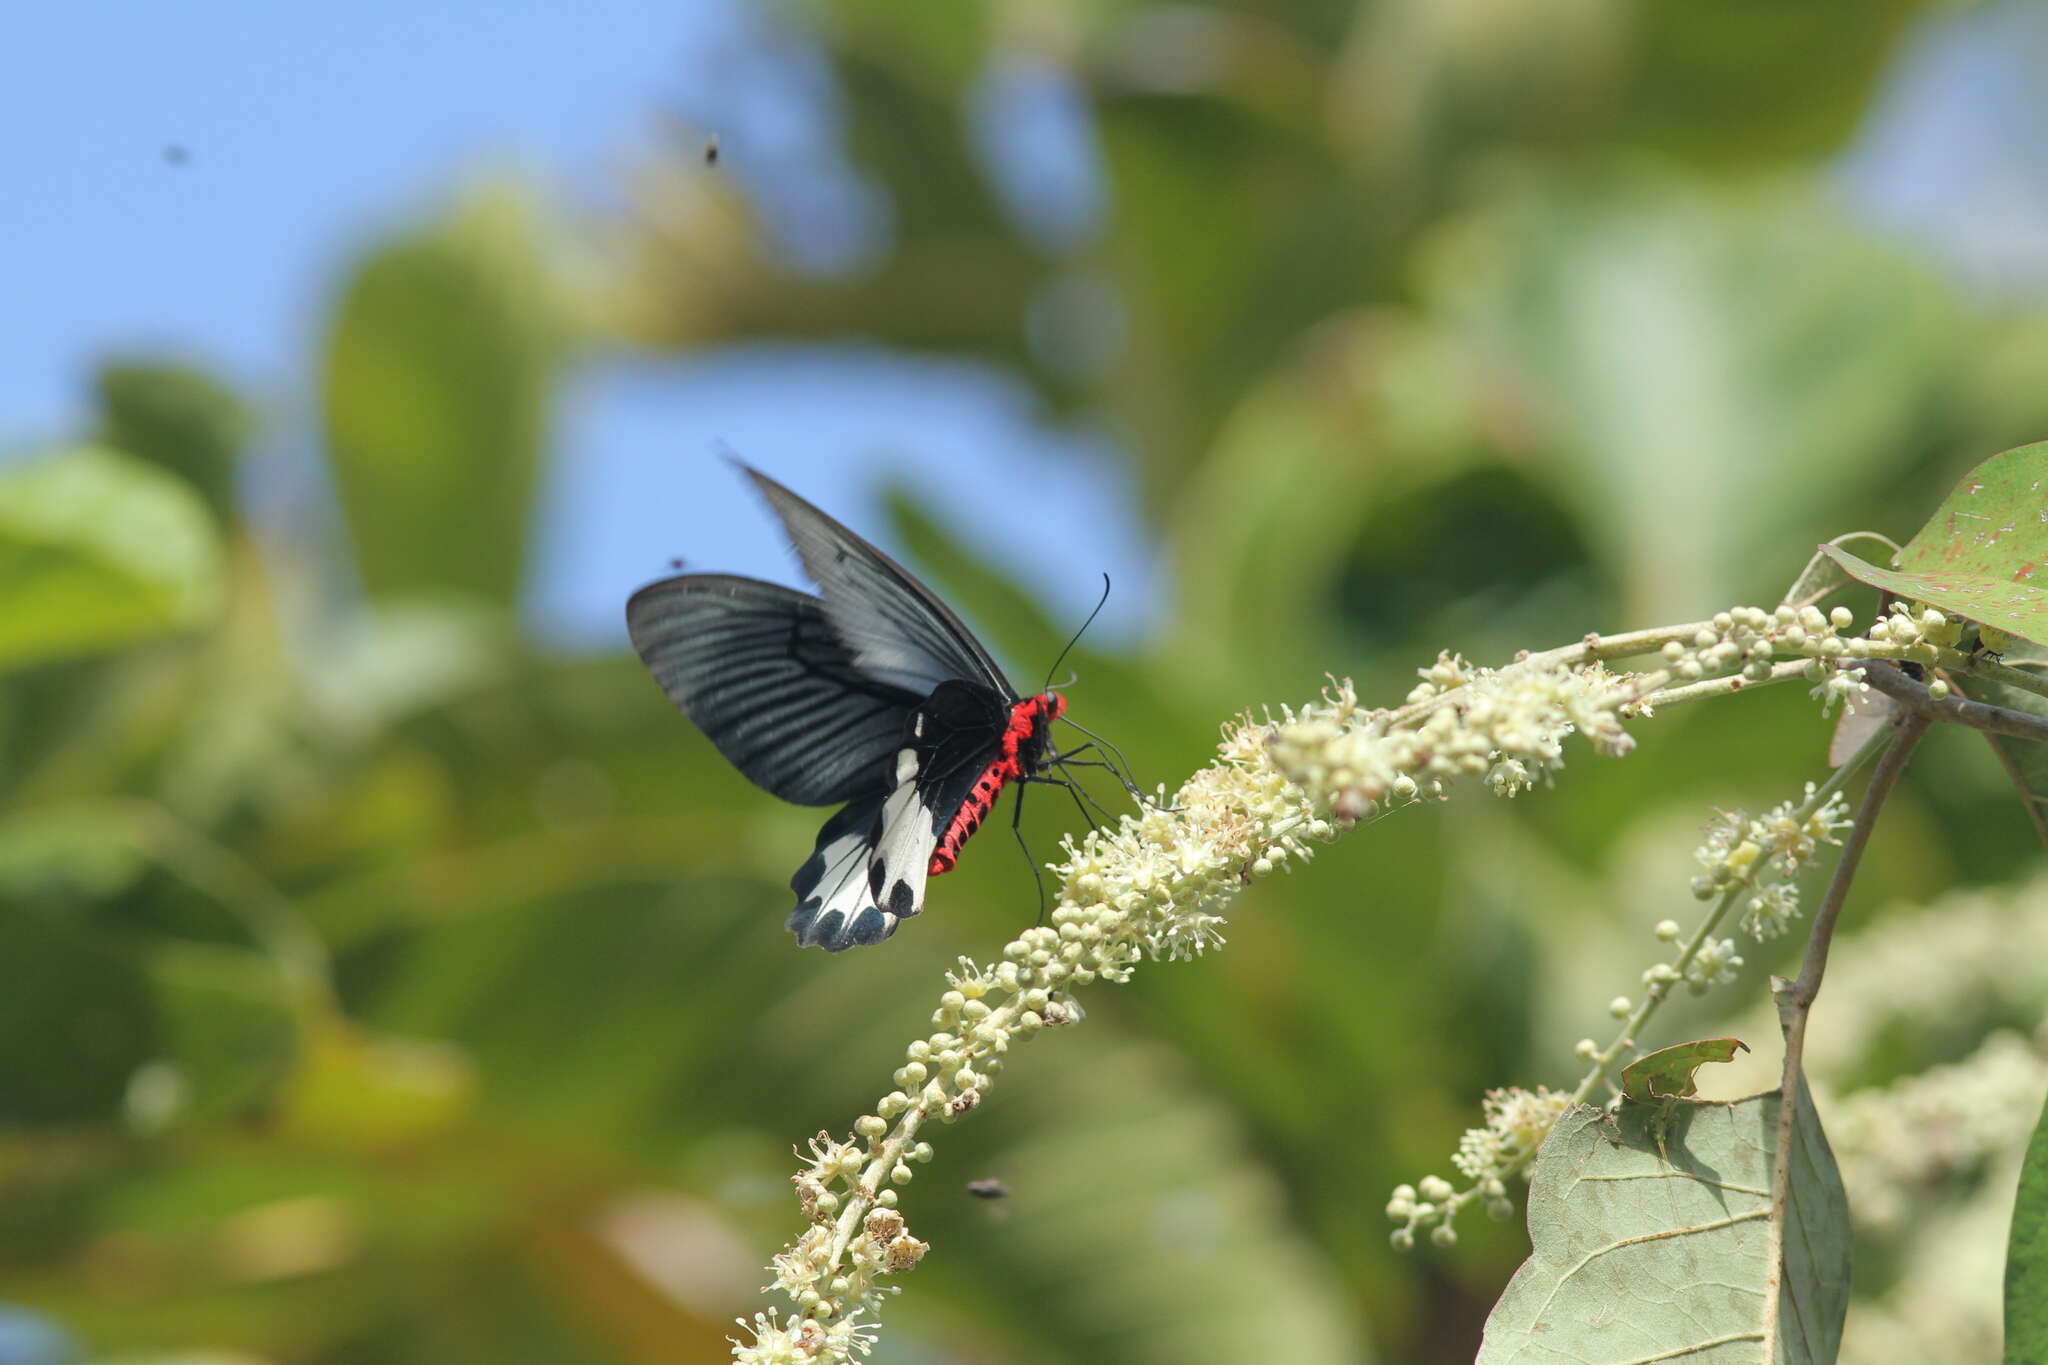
[5, 3, 2048, 1363]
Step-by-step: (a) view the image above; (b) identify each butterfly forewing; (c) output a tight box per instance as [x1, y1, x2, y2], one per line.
[626, 574, 923, 807]
[741, 466, 1016, 700]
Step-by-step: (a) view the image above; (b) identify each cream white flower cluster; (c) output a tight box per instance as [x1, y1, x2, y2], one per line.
[1657, 604, 1855, 681]
[734, 691, 1351, 1362]
[741, 655, 1675, 1358]
[1648, 600, 1988, 716]
[1690, 785, 1852, 944]
[1268, 652, 1645, 816]
[1386, 1086, 1576, 1249]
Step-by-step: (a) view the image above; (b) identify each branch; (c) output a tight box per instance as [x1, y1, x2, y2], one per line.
[1855, 661, 2048, 742]
[1764, 707, 1929, 1348]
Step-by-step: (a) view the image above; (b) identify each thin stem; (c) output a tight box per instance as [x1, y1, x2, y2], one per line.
[1764, 707, 1929, 1348]
[1385, 621, 1709, 728]
[1576, 728, 1881, 1106]
[1635, 660, 1812, 710]
[1781, 712, 1926, 1017]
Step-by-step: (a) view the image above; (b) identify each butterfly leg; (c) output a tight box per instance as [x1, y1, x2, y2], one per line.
[1008, 780, 1051, 925]
[1023, 771, 1114, 832]
[1052, 719, 1158, 805]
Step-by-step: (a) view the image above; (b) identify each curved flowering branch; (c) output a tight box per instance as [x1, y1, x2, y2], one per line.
[734, 697, 1344, 1360]
[732, 596, 2048, 1361]
[733, 652, 1659, 1361]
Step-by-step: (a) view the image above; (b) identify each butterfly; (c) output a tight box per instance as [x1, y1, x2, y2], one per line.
[627, 464, 1082, 951]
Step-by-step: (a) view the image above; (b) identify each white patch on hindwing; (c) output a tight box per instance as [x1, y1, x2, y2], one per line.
[867, 745, 937, 922]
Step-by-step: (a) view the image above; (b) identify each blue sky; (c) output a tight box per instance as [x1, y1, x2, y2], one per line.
[0, 0, 1144, 652]
[4, 0, 2045, 653]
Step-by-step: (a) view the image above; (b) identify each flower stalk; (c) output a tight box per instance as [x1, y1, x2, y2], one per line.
[734, 596, 2048, 1360]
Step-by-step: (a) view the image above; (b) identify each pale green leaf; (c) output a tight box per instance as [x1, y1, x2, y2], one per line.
[0, 446, 224, 671]
[147, 944, 302, 1121]
[2008, 1087, 2048, 1362]
[1479, 1090, 1848, 1364]
[965, 1032, 1371, 1363]
[320, 185, 566, 606]
[1821, 442, 2048, 646]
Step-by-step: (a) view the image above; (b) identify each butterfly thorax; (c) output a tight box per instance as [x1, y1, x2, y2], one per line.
[928, 691, 1065, 877]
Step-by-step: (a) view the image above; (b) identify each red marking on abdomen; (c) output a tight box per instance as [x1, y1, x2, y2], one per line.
[928, 692, 1065, 877]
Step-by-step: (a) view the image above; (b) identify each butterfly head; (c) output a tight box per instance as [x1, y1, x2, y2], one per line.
[1020, 691, 1066, 774]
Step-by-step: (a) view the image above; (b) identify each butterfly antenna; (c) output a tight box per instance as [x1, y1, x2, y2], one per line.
[1042, 574, 1111, 695]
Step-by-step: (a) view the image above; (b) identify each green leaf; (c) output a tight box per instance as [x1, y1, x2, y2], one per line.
[1820, 442, 2048, 645]
[1436, 178, 1956, 620]
[1479, 1090, 1849, 1364]
[320, 184, 565, 606]
[1620, 1036, 1749, 1102]
[94, 360, 255, 518]
[958, 1032, 1370, 1364]
[0, 804, 149, 902]
[1621, 0, 1925, 163]
[1955, 642, 2048, 849]
[0, 910, 153, 1125]
[0, 446, 224, 672]
[147, 944, 302, 1121]
[2008, 1087, 2048, 1363]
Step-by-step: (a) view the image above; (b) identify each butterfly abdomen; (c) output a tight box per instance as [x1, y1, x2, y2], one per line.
[928, 692, 1066, 877]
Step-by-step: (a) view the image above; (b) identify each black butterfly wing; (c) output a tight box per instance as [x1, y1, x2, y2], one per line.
[786, 792, 892, 950]
[633, 467, 1028, 952]
[625, 573, 923, 807]
[788, 681, 1009, 951]
[738, 463, 1017, 701]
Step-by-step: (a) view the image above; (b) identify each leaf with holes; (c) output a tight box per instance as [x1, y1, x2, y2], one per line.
[1821, 442, 2048, 645]
[1478, 1089, 1849, 1364]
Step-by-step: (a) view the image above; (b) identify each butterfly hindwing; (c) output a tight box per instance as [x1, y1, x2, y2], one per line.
[788, 793, 894, 950]
[789, 683, 1013, 951]
[862, 682, 1013, 929]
